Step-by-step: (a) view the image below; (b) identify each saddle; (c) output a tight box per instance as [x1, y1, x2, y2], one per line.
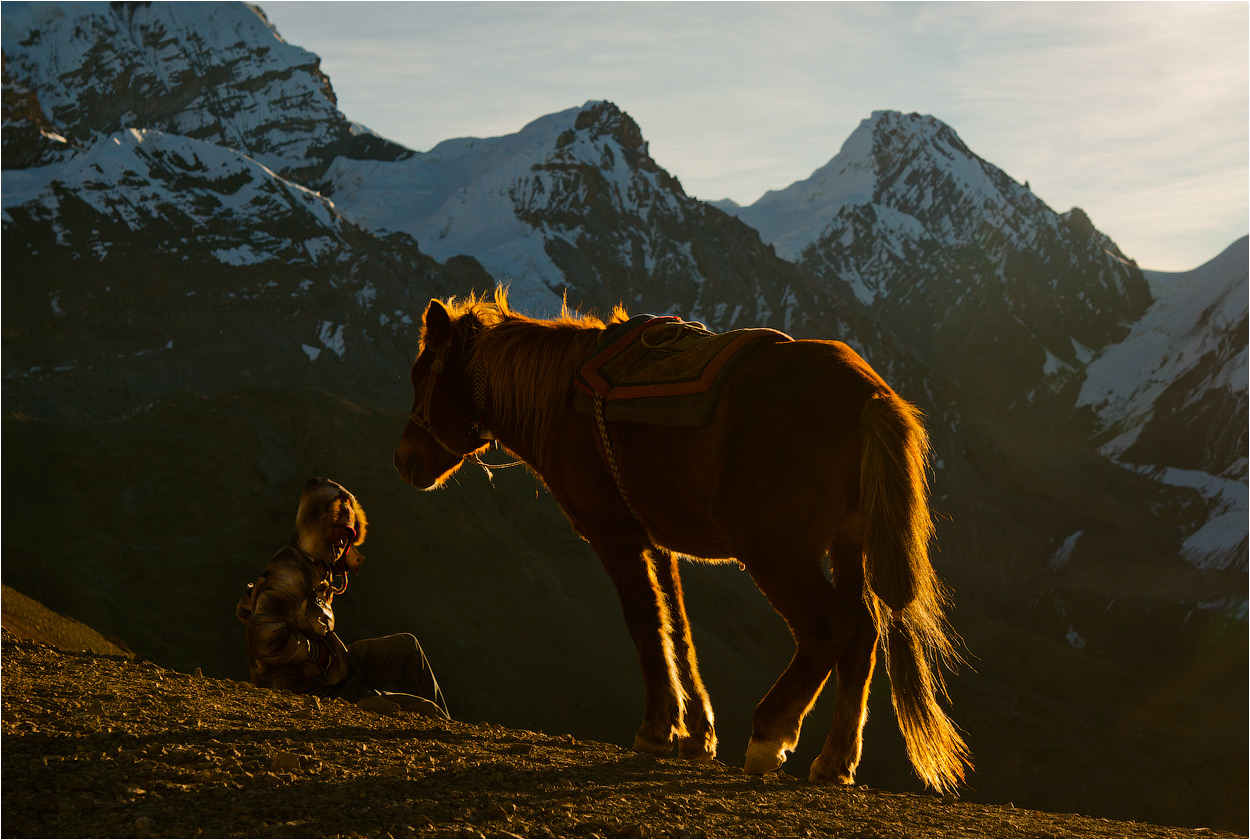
[573, 315, 791, 427]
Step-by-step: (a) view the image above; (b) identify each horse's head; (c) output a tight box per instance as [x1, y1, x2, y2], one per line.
[393, 298, 491, 489]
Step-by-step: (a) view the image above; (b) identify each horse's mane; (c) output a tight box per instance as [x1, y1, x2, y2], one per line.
[434, 287, 628, 461]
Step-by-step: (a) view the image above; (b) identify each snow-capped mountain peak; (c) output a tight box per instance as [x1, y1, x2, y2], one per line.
[0, 1, 409, 183]
[721, 109, 1151, 408]
[321, 100, 812, 328]
[734, 110, 1036, 265]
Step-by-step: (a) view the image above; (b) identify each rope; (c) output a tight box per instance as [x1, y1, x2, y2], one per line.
[594, 394, 647, 530]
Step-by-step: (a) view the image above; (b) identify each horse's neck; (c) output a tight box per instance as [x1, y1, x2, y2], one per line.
[478, 322, 601, 463]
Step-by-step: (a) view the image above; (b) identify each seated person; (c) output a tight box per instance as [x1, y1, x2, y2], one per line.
[237, 477, 448, 718]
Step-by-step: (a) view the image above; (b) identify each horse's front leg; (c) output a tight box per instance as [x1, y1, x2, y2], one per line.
[589, 532, 687, 754]
[652, 549, 717, 761]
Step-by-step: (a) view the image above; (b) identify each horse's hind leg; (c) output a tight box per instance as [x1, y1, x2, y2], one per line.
[742, 553, 845, 775]
[810, 537, 878, 784]
[590, 534, 686, 755]
[652, 550, 717, 761]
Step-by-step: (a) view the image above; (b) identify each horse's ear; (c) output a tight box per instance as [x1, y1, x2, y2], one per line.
[423, 299, 451, 344]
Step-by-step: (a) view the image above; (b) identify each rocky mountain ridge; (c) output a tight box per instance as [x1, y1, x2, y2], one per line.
[1, 1, 409, 182]
[321, 99, 855, 339]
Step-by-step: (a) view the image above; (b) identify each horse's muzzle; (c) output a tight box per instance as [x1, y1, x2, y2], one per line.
[393, 450, 434, 490]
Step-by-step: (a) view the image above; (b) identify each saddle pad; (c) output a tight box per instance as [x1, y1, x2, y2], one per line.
[573, 314, 790, 427]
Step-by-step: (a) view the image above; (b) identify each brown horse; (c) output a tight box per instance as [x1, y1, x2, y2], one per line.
[393, 288, 969, 792]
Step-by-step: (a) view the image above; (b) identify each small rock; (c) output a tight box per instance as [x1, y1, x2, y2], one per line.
[85, 699, 106, 717]
[485, 801, 511, 820]
[270, 752, 301, 773]
[193, 667, 203, 678]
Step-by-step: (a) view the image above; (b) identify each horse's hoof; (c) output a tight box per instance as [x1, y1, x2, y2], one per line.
[744, 739, 786, 775]
[631, 731, 674, 756]
[809, 757, 855, 785]
[677, 734, 718, 762]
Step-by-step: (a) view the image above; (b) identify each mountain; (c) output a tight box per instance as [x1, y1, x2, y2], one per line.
[1076, 237, 1248, 572]
[1, 2, 492, 426]
[321, 100, 855, 338]
[720, 110, 1153, 414]
[0, 1, 409, 182]
[1, 3, 1244, 832]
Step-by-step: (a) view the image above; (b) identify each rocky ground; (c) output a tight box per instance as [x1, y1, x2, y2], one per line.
[1, 613, 1238, 840]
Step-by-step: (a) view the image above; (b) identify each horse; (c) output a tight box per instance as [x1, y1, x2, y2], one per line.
[393, 288, 970, 793]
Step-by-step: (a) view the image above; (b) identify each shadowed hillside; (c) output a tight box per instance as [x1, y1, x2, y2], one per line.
[1, 606, 1240, 839]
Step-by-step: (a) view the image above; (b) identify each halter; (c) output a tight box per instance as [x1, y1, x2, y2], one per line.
[410, 340, 524, 481]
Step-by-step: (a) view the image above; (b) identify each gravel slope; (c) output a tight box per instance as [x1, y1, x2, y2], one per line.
[1, 624, 1236, 839]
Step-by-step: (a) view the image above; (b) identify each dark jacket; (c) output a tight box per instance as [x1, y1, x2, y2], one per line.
[239, 542, 352, 693]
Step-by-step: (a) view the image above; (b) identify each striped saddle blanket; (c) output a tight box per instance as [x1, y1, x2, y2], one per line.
[573, 315, 790, 427]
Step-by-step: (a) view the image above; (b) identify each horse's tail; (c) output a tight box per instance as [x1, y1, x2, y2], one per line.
[858, 390, 970, 794]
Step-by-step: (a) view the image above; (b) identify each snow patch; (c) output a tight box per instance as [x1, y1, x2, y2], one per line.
[1065, 626, 1087, 650]
[317, 322, 346, 360]
[1048, 530, 1084, 571]
[1042, 349, 1070, 377]
[1126, 463, 1247, 571]
[212, 244, 270, 266]
[355, 282, 377, 310]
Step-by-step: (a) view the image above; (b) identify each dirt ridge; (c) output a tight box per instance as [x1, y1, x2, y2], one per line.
[1, 626, 1236, 839]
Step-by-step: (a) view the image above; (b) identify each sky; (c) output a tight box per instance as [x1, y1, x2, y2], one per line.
[260, 1, 1248, 273]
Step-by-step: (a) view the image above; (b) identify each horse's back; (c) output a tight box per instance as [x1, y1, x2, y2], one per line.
[660, 338, 887, 549]
[721, 337, 890, 427]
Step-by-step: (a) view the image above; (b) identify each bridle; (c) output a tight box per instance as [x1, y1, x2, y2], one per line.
[409, 340, 524, 480]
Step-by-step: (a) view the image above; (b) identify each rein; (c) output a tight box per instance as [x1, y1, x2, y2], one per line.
[411, 340, 525, 481]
